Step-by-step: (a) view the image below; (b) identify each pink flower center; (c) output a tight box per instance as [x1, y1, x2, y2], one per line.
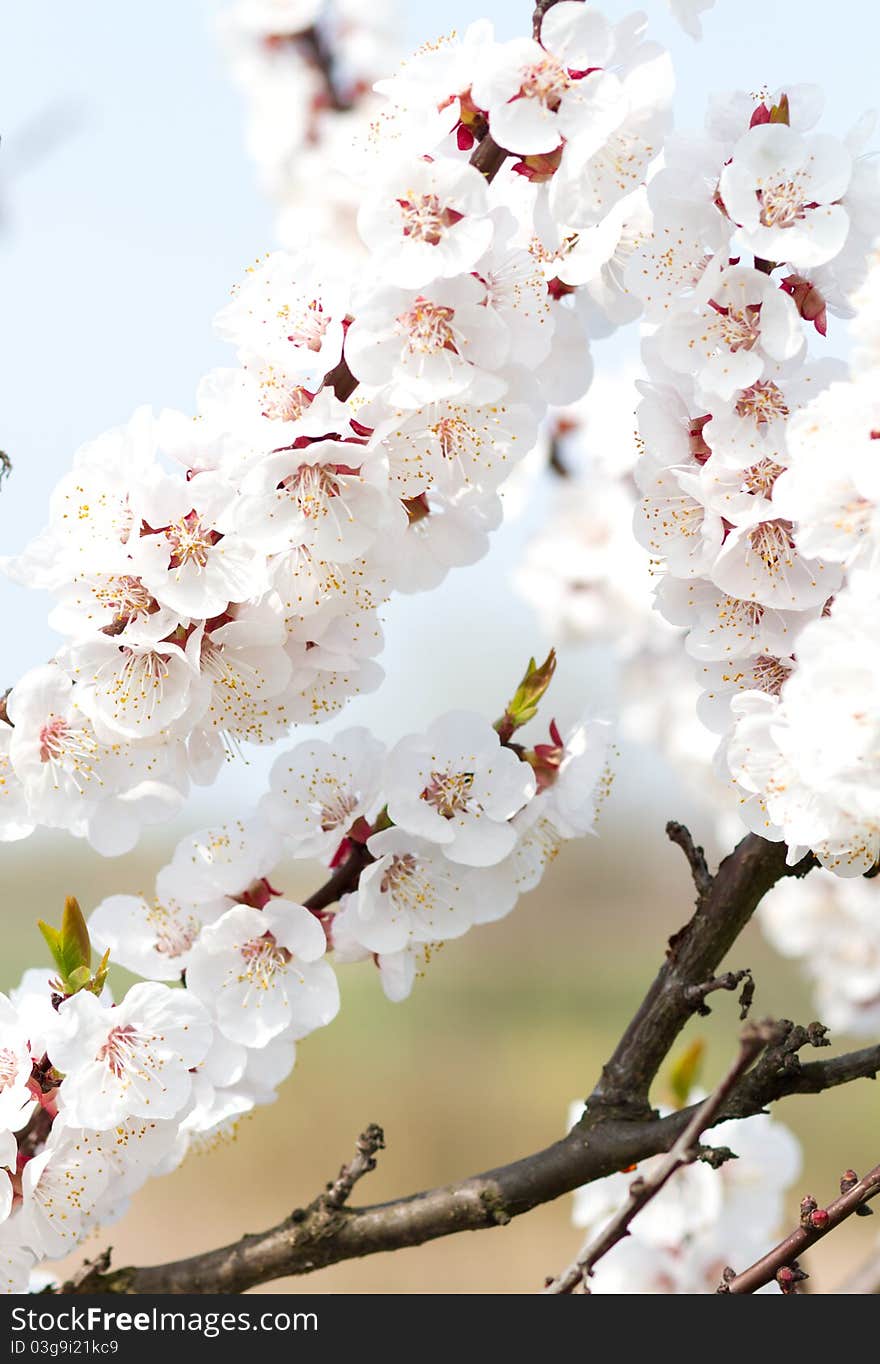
[753, 654, 791, 695]
[735, 380, 790, 424]
[39, 717, 70, 763]
[239, 933, 291, 989]
[747, 518, 796, 575]
[397, 194, 464, 246]
[279, 463, 343, 518]
[0, 1049, 19, 1092]
[278, 298, 330, 352]
[757, 173, 810, 230]
[163, 511, 222, 570]
[741, 458, 786, 498]
[146, 900, 200, 959]
[421, 769, 475, 818]
[97, 1024, 142, 1079]
[717, 597, 765, 632]
[261, 384, 314, 423]
[380, 852, 419, 895]
[93, 575, 156, 622]
[519, 56, 571, 110]
[715, 303, 762, 353]
[398, 300, 458, 356]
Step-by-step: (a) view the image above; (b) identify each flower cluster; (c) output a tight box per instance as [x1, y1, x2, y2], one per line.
[630, 88, 880, 874]
[0, 689, 611, 1291]
[0, 4, 672, 858]
[567, 1092, 802, 1292]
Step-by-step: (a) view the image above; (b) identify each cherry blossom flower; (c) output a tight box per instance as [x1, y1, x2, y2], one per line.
[0, 996, 35, 1133]
[663, 262, 804, 402]
[569, 1094, 801, 1292]
[130, 474, 265, 620]
[261, 726, 385, 859]
[50, 983, 212, 1129]
[160, 818, 282, 905]
[358, 157, 493, 288]
[471, 3, 618, 156]
[185, 900, 339, 1046]
[720, 124, 852, 270]
[59, 630, 199, 743]
[345, 276, 509, 408]
[348, 829, 477, 954]
[384, 710, 536, 866]
[17, 1127, 112, 1259]
[215, 251, 349, 391]
[88, 891, 209, 982]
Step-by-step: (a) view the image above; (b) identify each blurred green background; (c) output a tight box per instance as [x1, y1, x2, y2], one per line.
[3, 801, 878, 1294]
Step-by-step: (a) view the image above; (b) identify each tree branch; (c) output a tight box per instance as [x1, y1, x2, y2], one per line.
[322, 1124, 385, 1210]
[589, 832, 816, 1118]
[56, 1026, 879, 1294]
[532, 0, 582, 40]
[302, 841, 372, 914]
[666, 819, 713, 898]
[721, 1163, 880, 1294]
[684, 969, 753, 1019]
[543, 1023, 774, 1293]
[57, 831, 864, 1295]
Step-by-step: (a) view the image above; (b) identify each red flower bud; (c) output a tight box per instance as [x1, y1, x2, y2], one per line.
[780, 274, 827, 336]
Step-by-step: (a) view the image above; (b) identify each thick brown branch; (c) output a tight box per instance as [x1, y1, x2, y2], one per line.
[589, 833, 816, 1117]
[59, 1024, 879, 1294]
[544, 1024, 773, 1294]
[721, 1163, 880, 1294]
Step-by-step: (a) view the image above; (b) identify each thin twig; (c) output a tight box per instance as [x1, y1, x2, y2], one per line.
[721, 1163, 880, 1293]
[322, 1124, 385, 1210]
[543, 1023, 775, 1294]
[684, 969, 753, 1018]
[666, 820, 713, 898]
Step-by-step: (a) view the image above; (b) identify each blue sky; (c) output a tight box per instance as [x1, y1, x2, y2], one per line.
[0, 0, 875, 819]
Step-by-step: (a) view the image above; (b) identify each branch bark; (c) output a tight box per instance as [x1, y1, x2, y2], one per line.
[59, 1027, 878, 1294]
[721, 1163, 880, 1294]
[589, 832, 816, 1117]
